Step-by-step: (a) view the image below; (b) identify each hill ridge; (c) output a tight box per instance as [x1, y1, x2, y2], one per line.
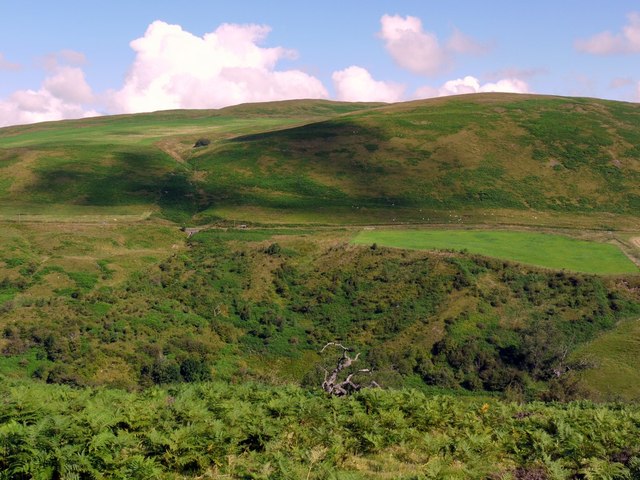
[0, 93, 638, 229]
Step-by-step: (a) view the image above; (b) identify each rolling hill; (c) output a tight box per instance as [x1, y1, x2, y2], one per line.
[2, 94, 640, 477]
[0, 93, 639, 228]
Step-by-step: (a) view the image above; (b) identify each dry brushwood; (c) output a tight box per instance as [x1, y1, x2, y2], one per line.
[320, 342, 380, 396]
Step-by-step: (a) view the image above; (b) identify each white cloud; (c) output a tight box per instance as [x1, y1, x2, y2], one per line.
[109, 20, 328, 113]
[379, 14, 486, 76]
[57, 49, 87, 66]
[43, 66, 94, 104]
[0, 66, 97, 127]
[437, 76, 484, 96]
[41, 49, 87, 72]
[576, 12, 640, 55]
[332, 66, 405, 102]
[478, 77, 529, 94]
[413, 85, 439, 99]
[415, 75, 529, 99]
[379, 14, 448, 75]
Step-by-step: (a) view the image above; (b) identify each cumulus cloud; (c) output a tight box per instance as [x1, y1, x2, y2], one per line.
[0, 53, 21, 71]
[109, 20, 328, 113]
[43, 66, 94, 104]
[379, 14, 486, 76]
[379, 14, 448, 75]
[576, 12, 640, 54]
[415, 75, 529, 99]
[332, 66, 405, 102]
[0, 65, 97, 127]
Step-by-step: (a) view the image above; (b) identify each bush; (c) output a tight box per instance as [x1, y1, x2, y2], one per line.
[193, 138, 210, 148]
[264, 243, 281, 255]
[180, 358, 212, 382]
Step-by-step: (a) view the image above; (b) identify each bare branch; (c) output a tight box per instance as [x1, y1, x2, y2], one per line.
[320, 342, 350, 353]
[319, 343, 380, 396]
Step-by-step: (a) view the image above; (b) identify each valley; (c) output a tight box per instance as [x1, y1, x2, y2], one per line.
[1, 93, 640, 478]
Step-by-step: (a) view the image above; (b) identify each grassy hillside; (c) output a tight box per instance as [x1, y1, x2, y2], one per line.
[0, 100, 381, 223]
[1, 94, 639, 227]
[190, 94, 640, 227]
[1, 95, 640, 477]
[573, 316, 640, 401]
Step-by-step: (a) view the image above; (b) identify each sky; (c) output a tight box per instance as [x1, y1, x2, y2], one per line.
[0, 0, 639, 127]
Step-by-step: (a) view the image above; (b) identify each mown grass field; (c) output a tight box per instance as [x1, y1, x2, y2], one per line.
[352, 229, 640, 274]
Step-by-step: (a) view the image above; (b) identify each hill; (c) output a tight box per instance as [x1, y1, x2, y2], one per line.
[0, 94, 639, 228]
[2, 94, 640, 477]
[0, 225, 638, 399]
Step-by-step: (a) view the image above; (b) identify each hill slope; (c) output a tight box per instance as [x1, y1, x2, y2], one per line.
[0, 93, 639, 227]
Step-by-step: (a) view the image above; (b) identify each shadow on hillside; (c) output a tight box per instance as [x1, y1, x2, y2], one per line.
[27, 150, 213, 219]
[220, 119, 416, 208]
[230, 118, 389, 144]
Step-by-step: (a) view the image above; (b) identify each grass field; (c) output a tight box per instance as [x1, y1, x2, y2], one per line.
[352, 229, 640, 274]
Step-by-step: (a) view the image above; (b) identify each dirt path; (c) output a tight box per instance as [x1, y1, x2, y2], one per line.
[156, 140, 188, 165]
[614, 237, 640, 269]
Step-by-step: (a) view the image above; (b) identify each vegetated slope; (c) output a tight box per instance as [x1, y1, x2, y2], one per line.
[189, 93, 640, 225]
[0, 100, 382, 222]
[572, 315, 640, 401]
[1, 228, 638, 401]
[1, 94, 639, 226]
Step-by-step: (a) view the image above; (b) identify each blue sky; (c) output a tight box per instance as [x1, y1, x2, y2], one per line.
[0, 1, 639, 126]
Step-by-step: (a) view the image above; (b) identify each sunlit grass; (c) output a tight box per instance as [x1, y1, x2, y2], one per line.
[352, 229, 639, 274]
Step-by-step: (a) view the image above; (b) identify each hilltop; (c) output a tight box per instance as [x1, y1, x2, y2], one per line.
[0, 93, 639, 228]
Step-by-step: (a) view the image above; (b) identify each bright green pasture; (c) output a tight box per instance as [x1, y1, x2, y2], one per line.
[352, 229, 639, 274]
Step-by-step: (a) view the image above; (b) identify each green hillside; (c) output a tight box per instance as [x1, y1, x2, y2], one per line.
[0, 225, 638, 398]
[2, 94, 640, 477]
[1, 94, 639, 228]
[0, 100, 382, 222]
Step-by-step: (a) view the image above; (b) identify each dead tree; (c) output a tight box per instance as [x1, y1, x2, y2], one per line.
[320, 342, 380, 396]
